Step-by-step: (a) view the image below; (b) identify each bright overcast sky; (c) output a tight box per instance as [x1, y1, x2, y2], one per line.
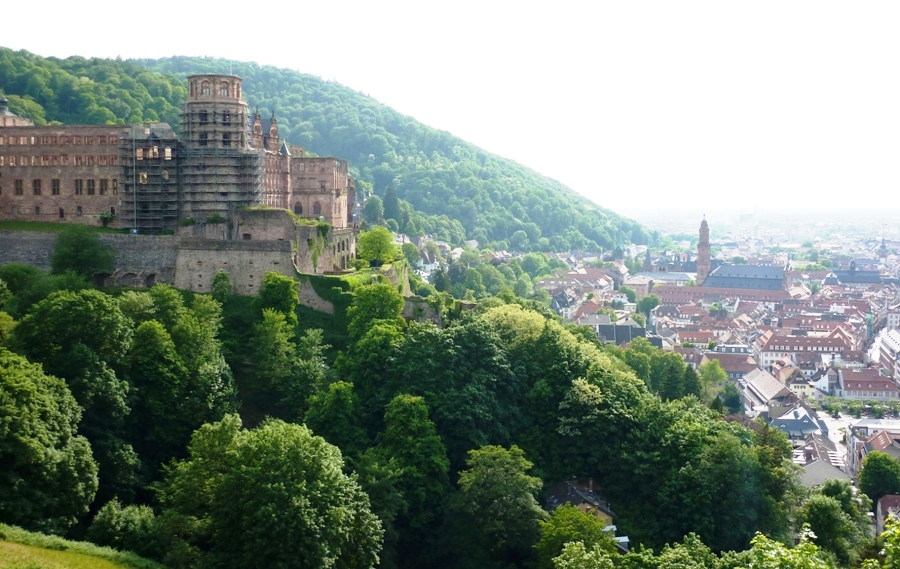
[4, 1, 899, 220]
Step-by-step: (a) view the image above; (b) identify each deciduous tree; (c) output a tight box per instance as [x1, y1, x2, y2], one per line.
[358, 226, 399, 267]
[156, 415, 382, 569]
[456, 445, 547, 563]
[0, 348, 98, 534]
[51, 225, 115, 280]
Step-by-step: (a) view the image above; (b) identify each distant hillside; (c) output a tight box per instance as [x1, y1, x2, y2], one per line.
[0, 48, 650, 250]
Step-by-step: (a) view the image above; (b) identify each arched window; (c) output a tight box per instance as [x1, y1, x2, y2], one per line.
[199, 110, 208, 125]
[294, 203, 302, 215]
[220, 82, 229, 97]
[201, 82, 210, 96]
[313, 202, 321, 216]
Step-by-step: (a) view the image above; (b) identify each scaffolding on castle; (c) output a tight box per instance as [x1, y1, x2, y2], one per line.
[179, 105, 265, 230]
[119, 124, 181, 234]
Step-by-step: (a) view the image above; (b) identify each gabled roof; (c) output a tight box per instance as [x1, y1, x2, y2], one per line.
[744, 368, 791, 403]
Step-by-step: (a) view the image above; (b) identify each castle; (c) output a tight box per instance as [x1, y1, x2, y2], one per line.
[0, 74, 356, 233]
[0, 74, 359, 280]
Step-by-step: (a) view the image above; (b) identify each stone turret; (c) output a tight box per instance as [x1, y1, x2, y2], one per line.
[267, 112, 280, 152]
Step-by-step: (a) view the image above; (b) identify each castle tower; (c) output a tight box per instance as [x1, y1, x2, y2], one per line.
[267, 112, 280, 152]
[696, 217, 710, 285]
[251, 108, 264, 149]
[183, 75, 249, 150]
[642, 248, 652, 272]
[180, 75, 257, 223]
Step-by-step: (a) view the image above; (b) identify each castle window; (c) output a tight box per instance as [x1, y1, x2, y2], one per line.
[34, 207, 40, 215]
[77, 206, 82, 216]
[162, 170, 169, 180]
[0, 136, 4, 145]
[75, 179, 83, 195]
[87, 179, 95, 195]
[87, 155, 94, 166]
[59, 208, 64, 219]
[99, 155, 107, 166]
[220, 83, 229, 97]
[201, 82, 210, 96]
[100, 179, 108, 195]
[10, 207, 15, 215]
[0, 157, 4, 166]
[112, 180, 118, 194]
[139, 173, 148, 184]
[136, 148, 143, 160]
[313, 202, 321, 216]
[151, 146, 159, 159]
[98, 136, 106, 145]
[33, 180, 41, 195]
[199, 110, 209, 125]
[110, 207, 115, 216]
[15, 180, 23, 195]
[8, 157, 14, 166]
[199, 133, 208, 147]
[164, 147, 172, 160]
[294, 203, 302, 215]
[319, 181, 326, 190]
[222, 111, 231, 125]
[52, 179, 60, 195]
[223, 132, 231, 147]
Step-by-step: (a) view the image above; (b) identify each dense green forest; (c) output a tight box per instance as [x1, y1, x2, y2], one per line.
[0, 47, 649, 250]
[2, 228, 898, 569]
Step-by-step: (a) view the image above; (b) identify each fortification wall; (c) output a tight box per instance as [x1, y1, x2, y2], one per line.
[0, 230, 56, 271]
[174, 238, 294, 295]
[234, 209, 295, 241]
[104, 234, 178, 286]
[295, 225, 356, 273]
[0, 230, 178, 286]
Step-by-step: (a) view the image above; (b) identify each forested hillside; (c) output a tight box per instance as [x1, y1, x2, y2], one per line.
[0, 227, 894, 569]
[0, 47, 648, 250]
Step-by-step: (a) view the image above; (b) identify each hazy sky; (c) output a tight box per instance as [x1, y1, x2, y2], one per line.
[4, 1, 899, 221]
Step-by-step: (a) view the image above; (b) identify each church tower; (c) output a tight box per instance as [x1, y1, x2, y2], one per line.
[696, 218, 710, 285]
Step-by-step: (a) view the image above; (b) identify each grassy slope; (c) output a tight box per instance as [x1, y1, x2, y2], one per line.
[0, 525, 163, 569]
[0, 221, 124, 234]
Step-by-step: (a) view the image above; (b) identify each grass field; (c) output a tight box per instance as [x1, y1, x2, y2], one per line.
[0, 525, 163, 569]
[0, 220, 125, 234]
[0, 540, 132, 569]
